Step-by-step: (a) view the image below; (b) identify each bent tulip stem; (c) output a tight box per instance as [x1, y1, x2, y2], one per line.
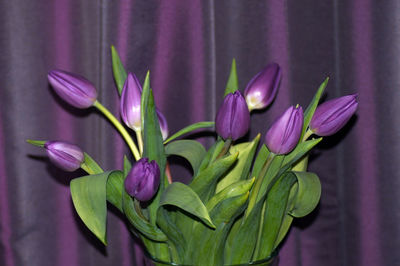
[216, 138, 233, 160]
[302, 128, 314, 142]
[93, 100, 141, 161]
[136, 130, 144, 155]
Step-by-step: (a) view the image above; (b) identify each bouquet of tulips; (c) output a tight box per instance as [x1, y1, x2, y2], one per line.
[28, 46, 358, 266]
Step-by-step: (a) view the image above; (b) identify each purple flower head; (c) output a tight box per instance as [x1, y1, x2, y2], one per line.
[244, 63, 281, 111]
[215, 91, 250, 141]
[44, 141, 84, 171]
[120, 73, 143, 131]
[124, 158, 160, 202]
[310, 94, 358, 136]
[48, 70, 97, 109]
[156, 109, 169, 141]
[265, 105, 303, 155]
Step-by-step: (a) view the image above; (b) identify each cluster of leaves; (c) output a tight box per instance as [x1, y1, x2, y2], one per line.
[70, 47, 327, 265]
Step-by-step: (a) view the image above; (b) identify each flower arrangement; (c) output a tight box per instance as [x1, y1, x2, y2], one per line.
[28, 46, 357, 266]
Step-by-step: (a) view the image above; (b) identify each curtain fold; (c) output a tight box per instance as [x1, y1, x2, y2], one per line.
[1, 0, 399, 265]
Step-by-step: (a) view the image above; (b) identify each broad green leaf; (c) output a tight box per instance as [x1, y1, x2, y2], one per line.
[122, 188, 168, 242]
[224, 59, 239, 96]
[301, 77, 329, 138]
[251, 144, 271, 179]
[216, 134, 260, 192]
[105, 171, 124, 212]
[209, 138, 226, 164]
[226, 199, 265, 264]
[190, 152, 238, 202]
[70, 171, 117, 245]
[111, 45, 128, 95]
[196, 139, 224, 175]
[187, 193, 248, 265]
[254, 172, 297, 260]
[165, 140, 206, 176]
[160, 182, 215, 229]
[141, 237, 171, 263]
[142, 87, 167, 224]
[140, 71, 150, 131]
[157, 207, 186, 263]
[289, 171, 321, 217]
[163, 121, 215, 144]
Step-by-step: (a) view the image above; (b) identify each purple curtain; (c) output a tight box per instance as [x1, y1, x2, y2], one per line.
[1, 0, 398, 265]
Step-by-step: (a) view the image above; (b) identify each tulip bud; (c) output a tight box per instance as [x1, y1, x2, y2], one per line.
[310, 94, 358, 136]
[120, 73, 142, 131]
[156, 109, 169, 141]
[265, 106, 303, 155]
[48, 70, 97, 109]
[124, 158, 160, 202]
[244, 63, 281, 111]
[215, 91, 250, 141]
[44, 141, 84, 171]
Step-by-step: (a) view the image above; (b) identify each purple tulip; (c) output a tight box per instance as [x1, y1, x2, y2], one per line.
[215, 91, 250, 141]
[48, 70, 97, 109]
[156, 109, 169, 141]
[265, 106, 303, 155]
[120, 73, 142, 131]
[310, 94, 358, 136]
[244, 63, 281, 111]
[124, 158, 160, 202]
[44, 141, 84, 171]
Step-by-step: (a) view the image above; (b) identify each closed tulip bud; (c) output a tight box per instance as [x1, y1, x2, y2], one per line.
[265, 105, 303, 155]
[120, 73, 142, 131]
[244, 63, 281, 111]
[156, 109, 169, 141]
[310, 94, 358, 136]
[48, 70, 97, 109]
[124, 158, 160, 202]
[44, 141, 84, 171]
[215, 91, 250, 141]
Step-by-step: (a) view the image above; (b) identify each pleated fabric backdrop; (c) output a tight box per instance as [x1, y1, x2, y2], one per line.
[1, 0, 399, 265]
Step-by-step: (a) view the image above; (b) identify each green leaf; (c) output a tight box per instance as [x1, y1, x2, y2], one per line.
[165, 140, 206, 176]
[187, 193, 249, 265]
[26, 139, 46, 147]
[254, 172, 297, 260]
[106, 171, 124, 212]
[111, 45, 128, 95]
[83, 152, 103, 174]
[163, 121, 215, 144]
[142, 87, 167, 224]
[216, 134, 260, 192]
[224, 59, 239, 96]
[140, 71, 150, 131]
[301, 77, 329, 138]
[122, 188, 168, 242]
[160, 182, 215, 229]
[190, 152, 238, 203]
[289, 171, 321, 217]
[70, 171, 117, 245]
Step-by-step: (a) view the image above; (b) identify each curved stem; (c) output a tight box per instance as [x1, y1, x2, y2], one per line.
[93, 100, 141, 161]
[136, 130, 144, 155]
[302, 128, 314, 142]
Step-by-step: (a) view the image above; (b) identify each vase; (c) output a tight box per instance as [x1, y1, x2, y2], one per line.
[144, 249, 279, 266]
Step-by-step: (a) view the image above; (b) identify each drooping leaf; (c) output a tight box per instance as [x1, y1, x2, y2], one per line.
[122, 188, 168, 242]
[301, 77, 329, 138]
[216, 134, 260, 192]
[163, 121, 215, 144]
[70, 171, 119, 245]
[106, 171, 124, 212]
[111, 45, 127, 95]
[224, 59, 239, 96]
[289, 171, 321, 217]
[160, 182, 215, 229]
[165, 140, 206, 176]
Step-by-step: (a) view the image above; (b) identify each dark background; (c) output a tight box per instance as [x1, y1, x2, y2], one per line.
[1, 0, 399, 265]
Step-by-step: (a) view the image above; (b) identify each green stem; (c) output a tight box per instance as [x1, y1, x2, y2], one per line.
[215, 138, 232, 160]
[253, 200, 267, 258]
[244, 153, 275, 219]
[93, 100, 140, 161]
[302, 128, 314, 142]
[136, 130, 144, 155]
